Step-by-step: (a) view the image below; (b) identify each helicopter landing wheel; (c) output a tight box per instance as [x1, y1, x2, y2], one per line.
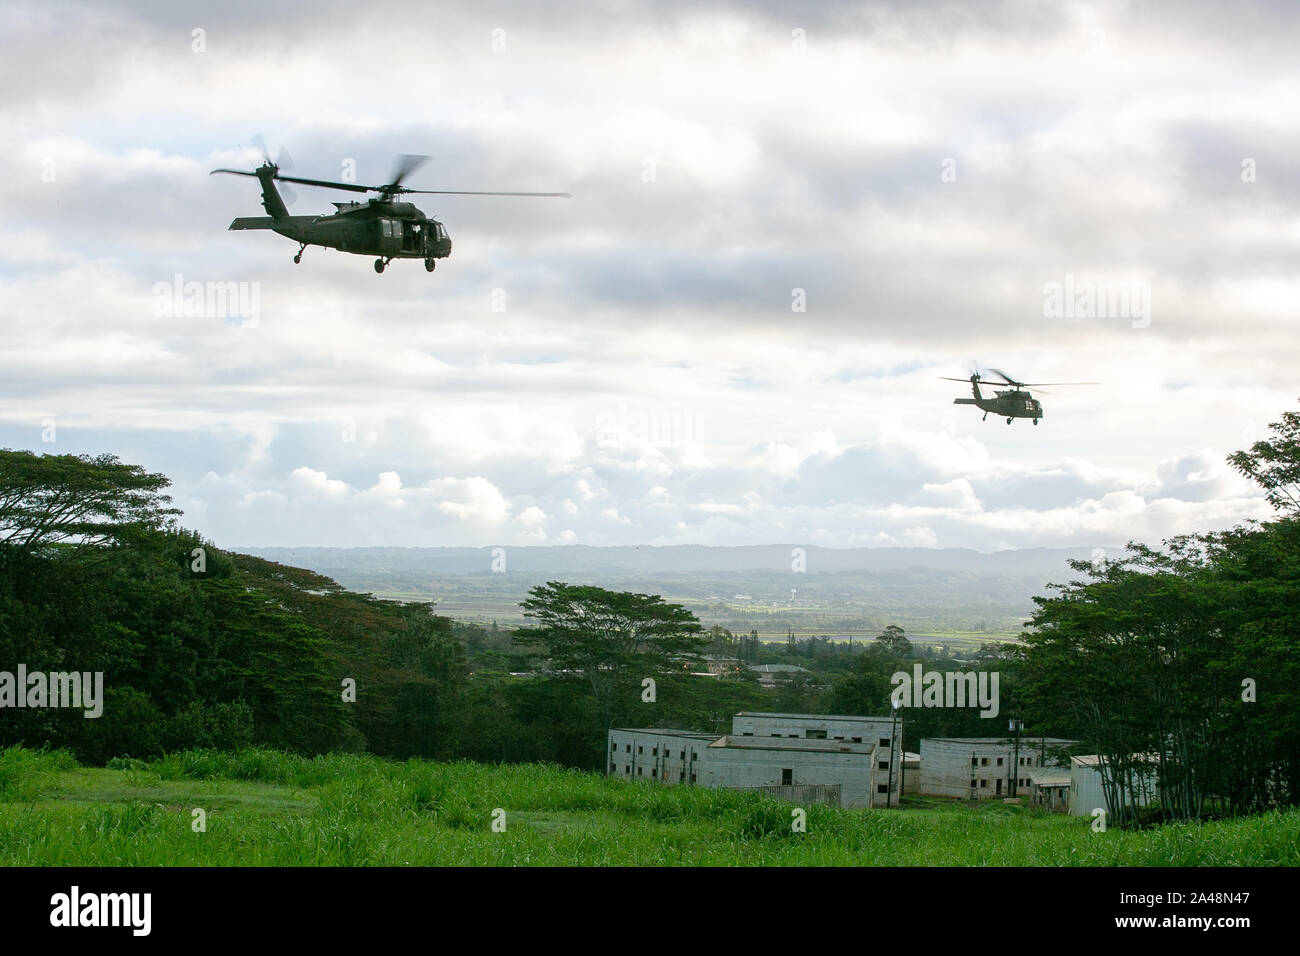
[293, 254, 302, 264]
[1033, 418, 1039, 425]
[424, 258, 436, 273]
[1006, 418, 1013, 424]
[374, 258, 386, 274]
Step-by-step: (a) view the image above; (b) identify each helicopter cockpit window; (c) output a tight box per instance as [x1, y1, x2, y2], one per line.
[391, 220, 402, 238]
[380, 220, 392, 238]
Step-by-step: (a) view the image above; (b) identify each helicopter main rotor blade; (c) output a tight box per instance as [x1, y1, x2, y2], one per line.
[985, 368, 1021, 386]
[271, 173, 372, 193]
[210, 168, 261, 178]
[387, 153, 431, 191]
[398, 189, 572, 197]
[1016, 382, 1100, 387]
[938, 376, 978, 383]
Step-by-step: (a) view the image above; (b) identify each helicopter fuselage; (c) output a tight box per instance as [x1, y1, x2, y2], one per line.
[224, 162, 451, 272]
[953, 378, 1043, 423]
[230, 199, 452, 261]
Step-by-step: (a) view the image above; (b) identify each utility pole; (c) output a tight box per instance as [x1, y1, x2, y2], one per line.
[1009, 717, 1024, 797]
[887, 698, 900, 808]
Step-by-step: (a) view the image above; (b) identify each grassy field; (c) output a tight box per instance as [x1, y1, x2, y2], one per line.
[1, 745, 1294, 866]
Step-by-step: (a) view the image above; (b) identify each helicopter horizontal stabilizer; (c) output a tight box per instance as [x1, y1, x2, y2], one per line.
[229, 217, 276, 230]
[953, 398, 978, 405]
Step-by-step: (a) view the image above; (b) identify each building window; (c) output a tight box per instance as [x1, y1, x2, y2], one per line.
[690, 773, 697, 783]
[626, 745, 631, 753]
[877, 784, 889, 794]
[652, 747, 658, 756]
[625, 766, 630, 775]
[807, 730, 826, 739]
[980, 779, 987, 788]
[852, 737, 862, 743]
[679, 772, 685, 781]
[611, 741, 617, 750]
[637, 746, 643, 754]
[680, 751, 685, 759]
[691, 752, 697, 760]
[879, 738, 890, 748]
[651, 769, 657, 778]
[637, 767, 642, 775]
[878, 761, 889, 771]
[971, 757, 978, 766]
[981, 757, 989, 766]
[743, 732, 753, 736]
[996, 757, 1003, 766]
[770, 733, 781, 737]
[782, 769, 793, 786]
[970, 779, 977, 788]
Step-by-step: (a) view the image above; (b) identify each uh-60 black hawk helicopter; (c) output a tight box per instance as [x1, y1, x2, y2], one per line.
[941, 369, 1098, 425]
[210, 152, 570, 273]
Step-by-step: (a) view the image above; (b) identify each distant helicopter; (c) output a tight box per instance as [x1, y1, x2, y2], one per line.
[941, 369, 1097, 424]
[210, 151, 570, 273]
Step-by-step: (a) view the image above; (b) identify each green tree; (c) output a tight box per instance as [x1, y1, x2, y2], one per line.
[0, 449, 180, 552]
[513, 581, 707, 732]
[876, 624, 912, 656]
[1228, 402, 1300, 514]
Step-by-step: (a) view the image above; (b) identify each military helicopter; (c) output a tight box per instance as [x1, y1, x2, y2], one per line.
[210, 152, 570, 273]
[941, 369, 1097, 424]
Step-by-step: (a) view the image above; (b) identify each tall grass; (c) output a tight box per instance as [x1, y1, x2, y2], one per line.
[1, 745, 1295, 866]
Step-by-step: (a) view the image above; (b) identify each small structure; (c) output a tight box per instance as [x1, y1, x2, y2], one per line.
[747, 663, 810, 688]
[1068, 755, 1159, 818]
[1026, 765, 1072, 811]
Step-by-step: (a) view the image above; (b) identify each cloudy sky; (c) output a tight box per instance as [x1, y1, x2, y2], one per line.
[2, 0, 1296, 552]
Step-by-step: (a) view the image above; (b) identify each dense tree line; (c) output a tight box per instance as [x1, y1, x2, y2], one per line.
[1017, 405, 1300, 823]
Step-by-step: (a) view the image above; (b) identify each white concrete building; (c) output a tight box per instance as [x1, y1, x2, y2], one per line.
[608, 712, 903, 808]
[1068, 755, 1159, 817]
[917, 737, 1077, 800]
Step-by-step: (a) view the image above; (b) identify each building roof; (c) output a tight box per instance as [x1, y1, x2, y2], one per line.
[610, 728, 720, 740]
[735, 711, 893, 721]
[748, 664, 809, 673]
[922, 737, 1077, 746]
[1070, 753, 1159, 768]
[1027, 767, 1072, 787]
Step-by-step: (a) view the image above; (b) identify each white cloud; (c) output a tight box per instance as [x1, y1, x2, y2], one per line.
[0, 0, 1292, 552]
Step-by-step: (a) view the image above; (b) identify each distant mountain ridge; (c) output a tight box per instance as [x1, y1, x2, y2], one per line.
[240, 544, 1115, 577]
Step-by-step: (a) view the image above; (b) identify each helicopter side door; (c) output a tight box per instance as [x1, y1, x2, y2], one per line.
[376, 218, 403, 255]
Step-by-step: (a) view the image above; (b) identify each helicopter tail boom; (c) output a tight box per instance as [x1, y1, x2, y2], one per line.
[229, 217, 276, 230]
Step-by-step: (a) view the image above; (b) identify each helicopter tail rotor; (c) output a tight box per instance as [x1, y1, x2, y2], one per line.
[250, 134, 297, 206]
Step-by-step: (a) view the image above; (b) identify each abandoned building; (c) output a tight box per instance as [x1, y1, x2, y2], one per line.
[917, 736, 1078, 799]
[608, 712, 903, 808]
